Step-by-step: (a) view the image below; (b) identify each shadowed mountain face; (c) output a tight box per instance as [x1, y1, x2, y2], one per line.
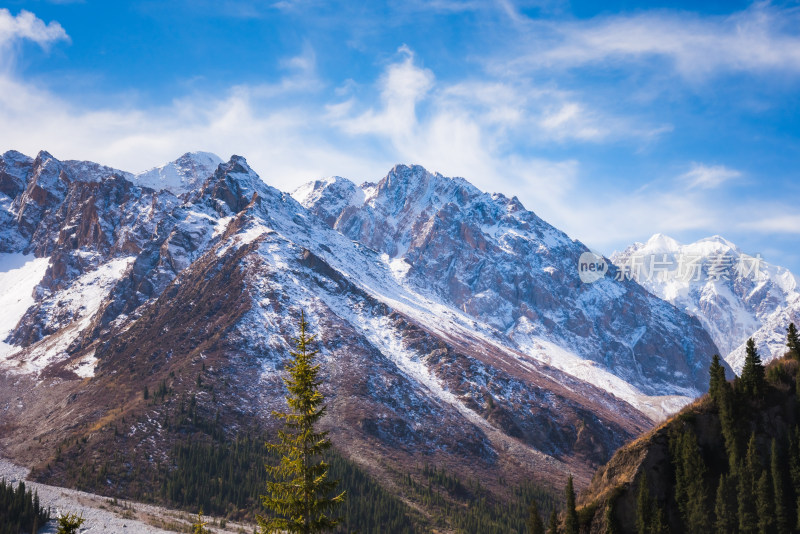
[0, 151, 717, 504]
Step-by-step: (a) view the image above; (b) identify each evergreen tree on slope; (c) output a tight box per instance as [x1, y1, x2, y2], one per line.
[259, 311, 345, 534]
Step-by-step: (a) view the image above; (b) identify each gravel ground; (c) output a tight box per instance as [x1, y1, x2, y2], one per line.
[0, 458, 254, 533]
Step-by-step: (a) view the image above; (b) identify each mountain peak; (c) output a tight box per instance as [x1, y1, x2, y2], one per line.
[223, 154, 254, 175]
[292, 176, 363, 227]
[644, 233, 682, 253]
[2, 150, 33, 165]
[694, 234, 738, 251]
[134, 152, 222, 195]
[34, 150, 57, 163]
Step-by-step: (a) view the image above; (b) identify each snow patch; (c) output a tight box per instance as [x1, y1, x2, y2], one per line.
[3, 257, 135, 375]
[70, 349, 98, 378]
[0, 254, 49, 359]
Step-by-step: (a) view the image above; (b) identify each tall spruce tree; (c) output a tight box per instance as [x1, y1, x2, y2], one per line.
[739, 434, 761, 534]
[771, 439, 789, 534]
[670, 428, 712, 532]
[635, 475, 669, 534]
[716, 371, 740, 469]
[547, 510, 559, 534]
[789, 427, 800, 530]
[709, 354, 727, 403]
[564, 475, 578, 534]
[527, 500, 546, 534]
[739, 339, 765, 398]
[651, 507, 668, 534]
[636, 474, 653, 534]
[787, 323, 800, 359]
[756, 470, 774, 534]
[259, 311, 345, 534]
[682, 432, 711, 532]
[714, 473, 737, 534]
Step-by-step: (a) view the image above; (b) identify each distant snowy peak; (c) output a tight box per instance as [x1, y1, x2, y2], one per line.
[291, 176, 364, 227]
[619, 233, 742, 259]
[612, 233, 797, 298]
[134, 151, 222, 195]
[612, 233, 800, 372]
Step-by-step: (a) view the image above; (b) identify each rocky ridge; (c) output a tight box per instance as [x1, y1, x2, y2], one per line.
[0, 151, 722, 511]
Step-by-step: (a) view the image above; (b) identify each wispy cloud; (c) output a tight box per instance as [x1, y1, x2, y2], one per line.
[508, 2, 800, 79]
[681, 163, 741, 190]
[337, 46, 435, 139]
[745, 214, 800, 234]
[0, 8, 70, 50]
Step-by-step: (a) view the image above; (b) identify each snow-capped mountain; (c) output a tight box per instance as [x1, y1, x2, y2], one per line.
[294, 166, 719, 400]
[0, 151, 721, 502]
[133, 151, 222, 195]
[612, 234, 800, 372]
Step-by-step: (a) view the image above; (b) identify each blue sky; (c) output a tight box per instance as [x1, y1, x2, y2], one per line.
[1, 1, 799, 272]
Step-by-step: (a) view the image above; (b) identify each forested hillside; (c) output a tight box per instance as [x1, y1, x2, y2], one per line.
[0, 479, 49, 534]
[578, 332, 800, 533]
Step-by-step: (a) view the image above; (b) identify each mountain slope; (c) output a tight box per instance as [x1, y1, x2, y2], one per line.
[0, 151, 723, 526]
[294, 166, 721, 401]
[612, 234, 800, 372]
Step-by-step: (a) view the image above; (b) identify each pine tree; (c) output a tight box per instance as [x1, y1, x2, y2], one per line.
[652, 506, 669, 534]
[564, 475, 578, 534]
[258, 311, 345, 534]
[715, 473, 737, 534]
[788, 427, 800, 531]
[670, 428, 711, 532]
[192, 510, 211, 534]
[756, 470, 774, 534]
[787, 323, 800, 359]
[771, 439, 789, 534]
[739, 434, 761, 534]
[547, 510, 559, 534]
[739, 466, 758, 534]
[635, 473, 670, 534]
[682, 432, 711, 532]
[56, 512, 85, 534]
[716, 373, 740, 470]
[739, 339, 765, 398]
[709, 354, 727, 403]
[527, 500, 546, 534]
[636, 474, 653, 534]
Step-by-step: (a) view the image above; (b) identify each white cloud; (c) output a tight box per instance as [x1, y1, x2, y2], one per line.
[339, 46, 434, 138]
[681, 163, 741, 189]
[328, 47, 585, 206]
[508, 3, 800, 79]
[0, 9, 69, 50]
[745, 214, 800, 234]
[0, 72, 380, 188]
[539, 102, 604, 141]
